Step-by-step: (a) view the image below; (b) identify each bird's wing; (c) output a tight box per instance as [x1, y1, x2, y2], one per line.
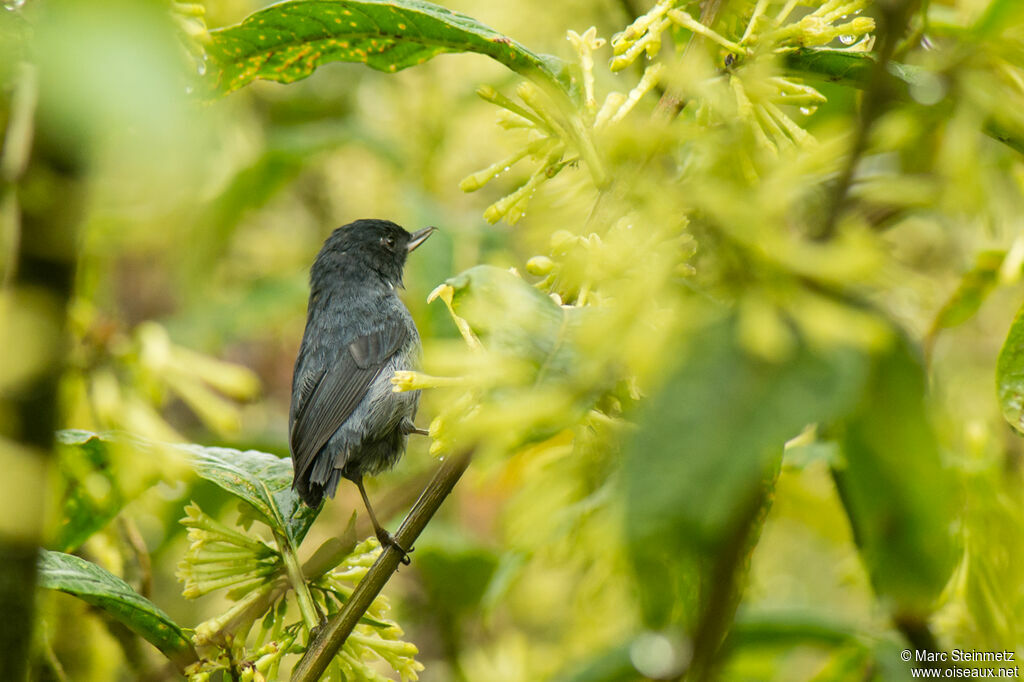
[289, 321, 408, 483]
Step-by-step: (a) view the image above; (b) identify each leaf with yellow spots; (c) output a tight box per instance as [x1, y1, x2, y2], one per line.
[206, 0, 571, 97]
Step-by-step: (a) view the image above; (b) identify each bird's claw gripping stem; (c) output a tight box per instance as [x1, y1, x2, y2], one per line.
[377, 529, 413, 565]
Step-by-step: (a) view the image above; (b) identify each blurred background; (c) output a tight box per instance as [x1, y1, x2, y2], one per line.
[3, 0, 1024, 680]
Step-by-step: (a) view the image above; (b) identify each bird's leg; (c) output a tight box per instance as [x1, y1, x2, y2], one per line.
[400, 417, 429, 437]
[352, 475, 412, 565]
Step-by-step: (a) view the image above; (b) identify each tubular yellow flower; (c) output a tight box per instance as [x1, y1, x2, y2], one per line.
[390, 371, 466, 392]
[526, 255, 555, 276]
[428, 284, 483, 351]
[668, 10, 746, 54]
[567, 27, 606, 113]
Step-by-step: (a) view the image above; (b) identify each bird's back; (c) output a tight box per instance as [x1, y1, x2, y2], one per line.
[289, 282, 421, 507]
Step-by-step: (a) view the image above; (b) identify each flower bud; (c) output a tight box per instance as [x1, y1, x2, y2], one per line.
[526, 256, 555, 276]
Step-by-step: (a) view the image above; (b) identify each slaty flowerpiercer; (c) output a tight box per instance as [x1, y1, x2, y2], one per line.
[289, 219, 436, 561]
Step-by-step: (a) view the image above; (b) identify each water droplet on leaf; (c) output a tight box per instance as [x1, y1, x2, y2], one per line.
[197, 60, 207, 76]
[839, 34, 856, 45]
[909, 72, 946, 106]
[799, 106, 817, 116]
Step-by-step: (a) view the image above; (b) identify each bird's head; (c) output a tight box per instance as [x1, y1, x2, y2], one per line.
[313, 219, 436, 289]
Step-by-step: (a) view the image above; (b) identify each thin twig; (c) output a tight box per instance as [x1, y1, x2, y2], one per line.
[118, 516, 153, 598]
[815, 0, 921, 240]
[655, 0, 730, 120]
[291, 449, 473, 682]
[40, 626, 70, 682]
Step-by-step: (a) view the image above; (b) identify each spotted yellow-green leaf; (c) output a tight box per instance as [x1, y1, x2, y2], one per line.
[38, 550, 195, 668]
[181, 441, 319, 547]
[206, 0, 570, 96]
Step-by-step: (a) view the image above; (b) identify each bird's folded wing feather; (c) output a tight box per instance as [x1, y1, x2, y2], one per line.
[290, 321, 408, 481]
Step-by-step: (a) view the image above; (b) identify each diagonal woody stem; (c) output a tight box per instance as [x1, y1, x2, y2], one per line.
[291, 449, 473, 682]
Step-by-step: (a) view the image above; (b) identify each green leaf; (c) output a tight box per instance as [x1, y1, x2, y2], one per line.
[996, 295, 1024, 432]
[54, 430, 170, 552]
[206, 0, 569, 96]
[444, 265, 573, 369]
[182, 442, 319, 547]
[55, 431, 317, 547]
[833, 336, 959, 616]
[783, 48, 878, 86]
[929, 249, 1005, 339]
[37, 550, 195, 667]
[625, 319, 868, 627]
[439, 265, 607, 447]
[784, 48, 927, 91]
[997, 299, 1024, 433]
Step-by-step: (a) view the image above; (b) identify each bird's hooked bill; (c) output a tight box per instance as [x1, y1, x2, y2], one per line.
[407, 226, 437, 252]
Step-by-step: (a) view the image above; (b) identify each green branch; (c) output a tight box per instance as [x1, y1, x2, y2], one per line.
[275, 530, 321, 632]
[291, 449, 473, 682]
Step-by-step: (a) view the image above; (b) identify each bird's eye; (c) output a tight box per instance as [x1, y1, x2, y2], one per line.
[382, 236, 396, 249]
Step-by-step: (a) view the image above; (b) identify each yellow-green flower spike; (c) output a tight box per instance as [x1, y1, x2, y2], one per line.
[567, 27, 606, 114]
[476, 84, 549, 131]
[483, 163, 550, 224]
[459, 139, 553, 192]
[610, 18, 669, 72]
[668, 10, 746, 55]
[608, 63, 664, 126]
[611, 0, 671, 55]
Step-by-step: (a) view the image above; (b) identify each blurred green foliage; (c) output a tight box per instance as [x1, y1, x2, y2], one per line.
[2, 0, 1024, 679]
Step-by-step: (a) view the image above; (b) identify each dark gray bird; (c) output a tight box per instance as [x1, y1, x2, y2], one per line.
[289, 219, 435, 560]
